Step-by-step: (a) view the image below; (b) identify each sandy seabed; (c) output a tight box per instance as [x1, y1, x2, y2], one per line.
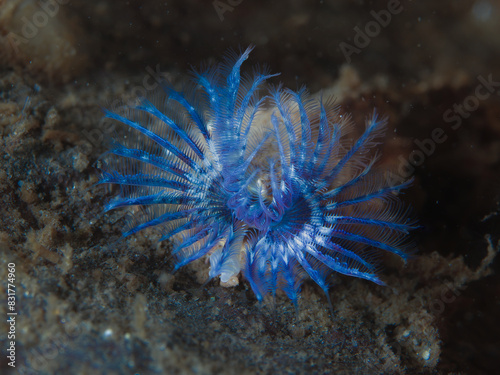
[1, 1, 500, 374]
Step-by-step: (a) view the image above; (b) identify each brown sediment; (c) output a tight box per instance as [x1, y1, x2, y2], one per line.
[0, 0, 88, 84]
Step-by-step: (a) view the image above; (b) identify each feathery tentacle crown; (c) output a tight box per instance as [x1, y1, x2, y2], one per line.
[98, 47, 415, 306]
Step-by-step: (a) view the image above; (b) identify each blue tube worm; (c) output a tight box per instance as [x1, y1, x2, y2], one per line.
[97, 47, 415, 308]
